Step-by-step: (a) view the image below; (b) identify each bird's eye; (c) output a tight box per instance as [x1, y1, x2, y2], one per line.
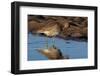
[40, 33, 45, 36]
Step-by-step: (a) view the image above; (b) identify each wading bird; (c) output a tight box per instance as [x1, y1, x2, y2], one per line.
[36, 22, 65, 59]
[37, 22, 61, 49]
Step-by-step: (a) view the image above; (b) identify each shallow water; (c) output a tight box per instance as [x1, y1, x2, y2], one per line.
[28, 33, 88, 61]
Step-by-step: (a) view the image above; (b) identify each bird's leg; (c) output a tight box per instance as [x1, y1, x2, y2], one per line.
[46, 37, 48, 49]
[52, 37, 55, 47]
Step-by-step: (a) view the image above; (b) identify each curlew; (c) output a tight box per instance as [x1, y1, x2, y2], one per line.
[36, 22, 61, 48]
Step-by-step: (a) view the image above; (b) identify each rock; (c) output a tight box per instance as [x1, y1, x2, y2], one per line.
[59, 25, 82, 38]
[56, 17, 69, 30]
[71, 32, 82, 37]
[28, 15, 88, 39]
[28, 20, 45, 32]
[28, 15, 46, 22]
[81, 27, 87, 37]
[67, 17, 88, 27]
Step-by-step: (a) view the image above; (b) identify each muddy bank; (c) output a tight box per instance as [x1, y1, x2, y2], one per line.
[28, 15, 88, 40]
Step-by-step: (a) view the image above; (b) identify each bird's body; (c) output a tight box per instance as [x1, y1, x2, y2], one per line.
[36, 22, 60, 37]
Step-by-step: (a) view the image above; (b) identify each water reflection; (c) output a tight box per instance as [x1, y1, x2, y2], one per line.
[28, 33, 88, 61]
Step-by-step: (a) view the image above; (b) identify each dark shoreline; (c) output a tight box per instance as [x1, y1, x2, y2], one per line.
[29, 32, 87, 42]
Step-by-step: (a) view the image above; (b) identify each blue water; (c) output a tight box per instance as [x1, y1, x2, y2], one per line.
[28, 33, 88, 61]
